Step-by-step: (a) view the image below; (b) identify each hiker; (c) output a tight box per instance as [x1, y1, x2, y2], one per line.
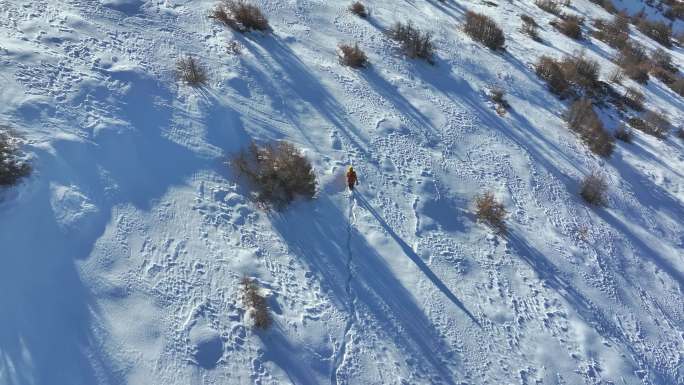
[346, 166, 358, 191]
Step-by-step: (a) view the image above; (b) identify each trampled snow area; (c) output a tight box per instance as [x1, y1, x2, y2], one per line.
[1, 0, 683, 383]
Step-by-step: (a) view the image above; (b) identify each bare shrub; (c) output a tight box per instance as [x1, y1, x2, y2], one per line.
[232, 141, 317, 209]
[210, 0, 270, 32]
[588, 0, 617, 13]
[669, 78, 684, 96]
[535, 56, 569, 96]
[566, 99, 614, 156]
[521, 14, 540, 40]
[338, 43, 368, 68]
[617, 42, 650, 84]
[490, 87, 510, 115]
[349, 1, 367, 17]
[608, 68, 624, 84]
[628, 112, 670, 138]
[614, 125, 633, 142]
[463, 11, 506, 50]
[651, 48, 675, 72]
[651, 66, 676, 84]
[636, 17, 672, 47]
[0, 129, 31, 187]
[552, 15, 583, 39]
[623, 87, 645, 111]
[580, 171, 608, 206]
[676, 128, 684, 140]
[176, 56, 208, 87]
[592, 14, 630, 49]
[387, 21, 435, 63]
[241, 277, 272, 330]
[475, 191, 506, 233]
[560, 52, 600, 92]
[536, 0, 562, 15]
[665, 3, 684, 20]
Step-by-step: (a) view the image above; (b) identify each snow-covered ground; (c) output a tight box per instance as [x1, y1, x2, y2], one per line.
[1, 0, 683, 384]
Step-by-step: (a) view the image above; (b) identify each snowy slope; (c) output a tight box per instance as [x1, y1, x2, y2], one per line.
[0, 0, 683, 384]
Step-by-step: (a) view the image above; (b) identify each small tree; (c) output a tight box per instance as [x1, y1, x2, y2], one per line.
[241, 277, 272, 330]
[338, 43, 368, 68]
[210, 0, 270, 32]
[176, 56, 208, 87]
[0, 129, 31, 187]
[232, 141, 317, 209]
[475, 191, 506, 233]
[463, 11, 505, 50]
[580, 171, 608, 206]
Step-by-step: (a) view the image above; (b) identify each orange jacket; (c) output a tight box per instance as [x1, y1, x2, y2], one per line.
[346, 169, 358, 186]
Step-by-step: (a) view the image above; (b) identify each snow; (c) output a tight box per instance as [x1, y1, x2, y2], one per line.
[1, 0, 683, 384]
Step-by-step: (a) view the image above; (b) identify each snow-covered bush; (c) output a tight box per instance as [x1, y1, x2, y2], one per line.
[535, 0, 562, 16]
[580, 171, 608, 206]
[475, 192, 506, 233]
[0, 129, 31, 187]
[338, 43, 368, 68]
[387, 21, 435, 63]
[241, 277, 272, 330]
[489, 87, 510, 115]
[623, 87, 645, 111]
[232, 141, 317, 209]
[552, 15, 583, 39]
[565, 99, 614, 156]
[349, 1, 367, 18]
[176, 56, 208, 87]
[210, 0, 270, 32]
[463, 11, 505, 50]
[627, 112, 670, 138]
[670, 78, 684, 96]
[520, 14, 540, 40]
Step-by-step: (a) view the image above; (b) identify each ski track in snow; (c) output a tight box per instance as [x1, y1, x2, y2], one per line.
[0, 0, 683, 383]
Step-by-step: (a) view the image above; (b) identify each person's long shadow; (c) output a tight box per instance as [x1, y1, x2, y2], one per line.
[504, 230, 671, 384]
[272, 195, 469, 384]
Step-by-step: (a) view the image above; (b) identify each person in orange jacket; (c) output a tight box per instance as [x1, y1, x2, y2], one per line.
[346, 166, 358, 191]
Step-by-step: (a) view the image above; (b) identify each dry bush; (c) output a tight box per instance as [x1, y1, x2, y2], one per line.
[176, 56, 208, 86]
[608, 68, 624, 84]
[338, 43, 368, 68]
[535, 56, 570, 96]
[580, 171, 608, 206]
[552, 15, 583, 39]
[592, 14, 629, 49]
[475, 191, 506, 233]
[463, 11, 505, 50]
[241, 277, 272, 330]
[614, 125, 633, 142]
[651, 66, 676, 84]
[0, 129, 31, 187]
[669, 78, 684, 96]
[535, 0, 562, 15]
[617, 42, 650, 84]
[210, 0, 269, 32]
[566, 99, 615, 156]
[588, 0, 617, 13]
[349, 1, 367, 17]
[665, 3, 684, 20]
[227, 40, 243, 55]
[623, 87, 645, 111]
[636, 17, 672, 47]
[651, 48, 675, 73]
[628, 111, 670, 138]
[521, 14, 540, 40]
[232, 141, 317, 209]
[490, 87, 510, 115]
[387, 21, 435, 63]
[560, 52, 600, 92]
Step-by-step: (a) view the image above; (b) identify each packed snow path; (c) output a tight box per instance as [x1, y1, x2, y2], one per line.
[1, 0, 683, 384]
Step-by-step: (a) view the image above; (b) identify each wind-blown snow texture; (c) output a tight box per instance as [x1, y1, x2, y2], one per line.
[1, 0, 683, 384]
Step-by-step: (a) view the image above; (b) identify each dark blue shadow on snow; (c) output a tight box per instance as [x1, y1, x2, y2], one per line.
[272, 194, 477, 384]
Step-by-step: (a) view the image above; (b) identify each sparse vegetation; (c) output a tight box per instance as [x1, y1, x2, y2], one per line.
[463, 11, 505, 50]
[628, 111, 670, 138]
[338, 43, 368, 68]
[588, 0, 617, 14]
[617, 42, 650, 84]
[580, 171, 608, 206]
[592, 14, 629, 49]
[210, 0, 270, 32]
[349, 1, 368, 18]
[0, 129, 31, 187]
[665, 3, 684, 20]
[520, 14, 540, 40]
[635, 17, 672, 47]
[535, 56, 570, 96]
[552, 15, 583, 39]
[489, 87, 510, 115]
[614, 125, 633, 142]
[670, 78, 684, 96]
[535, 53, 601, 97]
[232, 141, 317, 209]
[475, 191, 506, 233]
[176, 56, 208, 86]
[676, 128, 684, 140]
[565, 99, 614, 156]
[623, 87, 645, 111]
[241, 277, 272, 330]
[535, 0, 562, 15]
[387, 21, 435, 63]
[608, 68, 624, 84]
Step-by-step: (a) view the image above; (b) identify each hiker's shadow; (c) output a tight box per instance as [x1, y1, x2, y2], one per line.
[271, 194, 478, 383]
